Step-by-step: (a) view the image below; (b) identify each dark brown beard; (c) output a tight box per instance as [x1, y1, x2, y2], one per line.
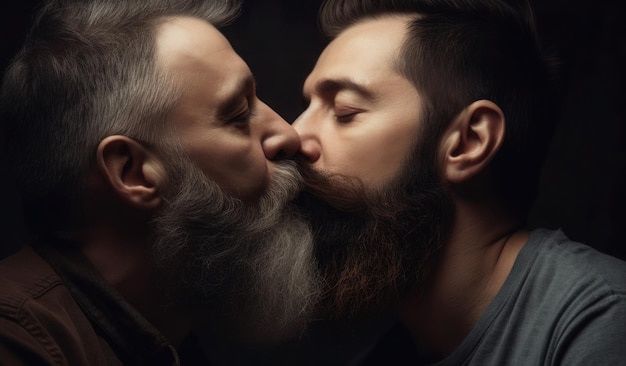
[296, 153, 453, 321]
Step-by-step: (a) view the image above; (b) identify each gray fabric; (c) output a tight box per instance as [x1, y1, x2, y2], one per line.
[359, 229, 626, 365]
[437, 228, 626, 365]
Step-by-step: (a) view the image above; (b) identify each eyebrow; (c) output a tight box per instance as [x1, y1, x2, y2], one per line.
[231, 75, 256, 99]
[313, 78, 378, 101]
[218, 75, 256, 117]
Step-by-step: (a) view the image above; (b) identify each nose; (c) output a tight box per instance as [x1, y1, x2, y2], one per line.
[292, 110, 321, 163]
[260, 101, 301, 160]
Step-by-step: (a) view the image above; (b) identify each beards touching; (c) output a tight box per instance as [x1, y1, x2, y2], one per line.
[150, 156, 322, 344]
[295, 149, 453, 321]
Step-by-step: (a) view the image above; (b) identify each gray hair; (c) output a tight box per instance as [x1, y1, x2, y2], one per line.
[1, 0, 242, 234]
[152, 157, 321, 342]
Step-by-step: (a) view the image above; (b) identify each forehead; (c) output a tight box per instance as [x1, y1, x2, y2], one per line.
[157, 16, 233, 68]
[304, 15, 414, 93]
[155, 16, 251, 98]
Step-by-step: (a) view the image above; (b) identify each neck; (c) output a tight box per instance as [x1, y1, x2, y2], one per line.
[399, 197, 528, 359]
[77, 224, 193, 348]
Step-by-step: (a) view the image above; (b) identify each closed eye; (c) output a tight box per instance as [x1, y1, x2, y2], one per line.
[228, 108, 256, 131]
[230, 110, 250, 122]
[228, 98, 256, 127]
[335, 112, 357, 123]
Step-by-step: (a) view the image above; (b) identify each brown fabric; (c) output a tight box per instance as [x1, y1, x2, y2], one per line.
[0, 243, 184, 365]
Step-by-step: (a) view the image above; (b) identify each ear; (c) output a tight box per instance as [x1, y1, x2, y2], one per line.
[96, 135, 166, 210]
[441, 100, 505, 184]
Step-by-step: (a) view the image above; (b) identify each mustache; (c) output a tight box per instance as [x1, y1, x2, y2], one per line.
[295, 160, 412, 223]
[295, 160, 368, 212]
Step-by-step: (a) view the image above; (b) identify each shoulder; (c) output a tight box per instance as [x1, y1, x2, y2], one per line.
[527, 228, 626, 295]
[521, 229, 626, 360]
[0, 246, 64, 317]
[529, 229, 626, 364]
[437, 229, 626, 365]
[0, 246, 97, 365]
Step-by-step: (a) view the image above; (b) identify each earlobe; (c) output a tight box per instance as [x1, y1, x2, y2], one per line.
[96, 136, 165, 210]
[442, 100, 505, 184]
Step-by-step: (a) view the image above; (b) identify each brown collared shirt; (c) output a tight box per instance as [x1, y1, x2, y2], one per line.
[0, 240, 207, 365]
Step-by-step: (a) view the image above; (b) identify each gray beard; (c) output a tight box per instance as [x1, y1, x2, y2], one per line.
[150, 158, 321, 344]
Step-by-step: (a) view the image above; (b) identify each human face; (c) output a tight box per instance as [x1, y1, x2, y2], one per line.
[157, 17, 300, 201]
[293, 16, 453, 320]
[294, 15, 422, 188]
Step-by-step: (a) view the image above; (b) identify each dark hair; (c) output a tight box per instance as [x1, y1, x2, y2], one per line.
[320, 0, 561, 218]
[0, 0, 242, 234]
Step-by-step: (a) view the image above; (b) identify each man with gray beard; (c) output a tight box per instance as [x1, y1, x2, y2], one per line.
[0, 0, 320, 365]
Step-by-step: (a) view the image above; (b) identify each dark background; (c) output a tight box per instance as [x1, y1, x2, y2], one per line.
[1, 0, 625, 363]
[221, 0, 626, 262]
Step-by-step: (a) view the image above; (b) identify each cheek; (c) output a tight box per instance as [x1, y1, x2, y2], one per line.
[327, 124, 417, 185]
[187, 139, 270, 200]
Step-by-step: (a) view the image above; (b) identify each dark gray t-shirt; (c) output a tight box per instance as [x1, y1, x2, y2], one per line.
[359, 229, 626, 365]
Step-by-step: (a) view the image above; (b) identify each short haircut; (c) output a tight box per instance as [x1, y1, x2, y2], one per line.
[319, 0, 561, 218]
[1, 0, 242, 234]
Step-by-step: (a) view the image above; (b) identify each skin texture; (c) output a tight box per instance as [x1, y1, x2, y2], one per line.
[293, 14, 451, 320]
[295, 15, 526, 358]
[294, 15, 422, 188]
[87, 16, 316, 347]
[158, 17, 300, 201]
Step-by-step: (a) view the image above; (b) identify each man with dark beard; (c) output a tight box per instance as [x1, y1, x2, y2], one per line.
[0, 0, 320, 364]
[294, 0, 626, 364]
